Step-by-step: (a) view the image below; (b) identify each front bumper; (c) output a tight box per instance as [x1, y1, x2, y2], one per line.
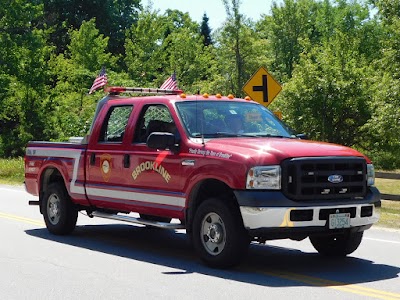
[234, 186, 380, 231]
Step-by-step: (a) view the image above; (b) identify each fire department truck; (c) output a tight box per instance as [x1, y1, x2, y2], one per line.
[25, 87, 380, 268]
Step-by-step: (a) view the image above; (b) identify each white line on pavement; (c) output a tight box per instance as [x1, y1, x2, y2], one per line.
[364, 237, 400, 244]
[0, 187, 28, 194]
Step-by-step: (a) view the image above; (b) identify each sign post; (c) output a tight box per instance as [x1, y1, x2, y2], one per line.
[242, 67, 282, 107]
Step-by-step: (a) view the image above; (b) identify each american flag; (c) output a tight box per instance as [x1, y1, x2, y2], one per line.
[89, 67, 108, 94]
[160, 72, 178, 90]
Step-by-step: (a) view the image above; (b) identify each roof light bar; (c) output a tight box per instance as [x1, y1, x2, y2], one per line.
[105, 86, 183, 95]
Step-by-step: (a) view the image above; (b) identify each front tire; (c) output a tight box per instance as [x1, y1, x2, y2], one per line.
[192, 198, 250, 268]
[42, 182, 78, 235]
[309, 231, 363, 256]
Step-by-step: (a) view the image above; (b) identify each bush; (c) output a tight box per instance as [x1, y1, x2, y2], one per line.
[364, 149, 400, 170]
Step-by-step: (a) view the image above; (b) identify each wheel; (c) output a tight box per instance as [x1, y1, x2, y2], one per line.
[309, 231, 364, 256]
[139, 214, 171, 223]
[42, 182, 78, 235]
[192, 198, 250, 268]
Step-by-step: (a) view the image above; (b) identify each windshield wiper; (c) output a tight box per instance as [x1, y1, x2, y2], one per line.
[216, 132, 260, 137]
[255, 134, 293, 138]
[192, 132, 293, 138]
[192, 132, 260, 138]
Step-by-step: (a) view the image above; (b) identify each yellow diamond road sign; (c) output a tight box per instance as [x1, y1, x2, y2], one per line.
[242, 67, 282, 107]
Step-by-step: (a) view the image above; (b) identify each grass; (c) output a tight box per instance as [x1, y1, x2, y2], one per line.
[0, 158, 399, 229]
[0, 158, 25, 185]
[374, 178, 400, 228]
[375, 178, 400, 195]
[377, 201, 400, 229]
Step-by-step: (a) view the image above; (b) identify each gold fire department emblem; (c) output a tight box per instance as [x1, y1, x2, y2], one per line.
[100, 154, 112, 182]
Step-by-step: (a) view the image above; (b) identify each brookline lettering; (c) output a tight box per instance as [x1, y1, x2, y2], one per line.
[132, 161, 171, 183]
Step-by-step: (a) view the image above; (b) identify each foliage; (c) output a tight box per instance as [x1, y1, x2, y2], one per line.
[261, 0, 318, 81]
[359, 0, 400, 168]
[0, 0, 399, 169]
[68, 19, 117, 72]
[200, 13, 213, 46]
[42, 0, 141, 55]
[0, 0, 53, 156]
[46, 19, 117, 140]
[125, 7, 168, 85]
[277, 34, 372, 146]
[220, 0, 246, 96]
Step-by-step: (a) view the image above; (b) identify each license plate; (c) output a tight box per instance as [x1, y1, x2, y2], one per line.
[329, 213, 350, 229]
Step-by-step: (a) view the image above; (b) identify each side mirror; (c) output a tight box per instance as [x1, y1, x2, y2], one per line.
[296, 133, 309, 140]
[147, 132, 179, 152]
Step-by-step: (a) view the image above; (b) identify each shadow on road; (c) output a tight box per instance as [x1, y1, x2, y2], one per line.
[25, 223, 400, 288]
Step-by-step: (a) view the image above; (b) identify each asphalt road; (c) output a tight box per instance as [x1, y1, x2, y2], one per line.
[1, 185, 399, 300]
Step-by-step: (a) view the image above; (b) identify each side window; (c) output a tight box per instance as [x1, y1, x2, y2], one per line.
[99, 105, 133, 143]
[133, 104, 176, 143]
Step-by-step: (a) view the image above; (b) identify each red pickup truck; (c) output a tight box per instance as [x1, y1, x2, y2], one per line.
[25, 87, 380, 268]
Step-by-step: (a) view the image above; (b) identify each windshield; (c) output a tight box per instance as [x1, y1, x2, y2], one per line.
[175, 101, 294, 138]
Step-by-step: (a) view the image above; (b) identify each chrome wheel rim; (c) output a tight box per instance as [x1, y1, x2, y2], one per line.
[200, 212, 226, 256]
[47, 193, 61, 225]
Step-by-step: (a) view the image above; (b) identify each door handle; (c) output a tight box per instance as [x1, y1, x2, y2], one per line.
[124, 154, 130, 168]
[90, 153, 96, 165]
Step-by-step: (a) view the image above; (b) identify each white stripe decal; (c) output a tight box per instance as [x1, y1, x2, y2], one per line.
[86, 187, 186, 208]
[27, 147, 85, 194]
[27, 147, 186, 208]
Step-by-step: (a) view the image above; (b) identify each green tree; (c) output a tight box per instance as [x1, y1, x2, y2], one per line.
[370, 0, 400, 22]
[258, 0, 318, 81]
[47, 19, 119, 140]
[200, 13, 213, 46]
[160, 27, 215, 93]
[163, 9, 199, 35]
[258, 0, 379, 82]
[125, 6, 211, 90]
[43, 0, 141, 55]
[215, 20, 269, 96]
[221, 0, 245, 95]
[68, 19, 116, 72]
[0, 0, 54, 156]
[263, 0, 385, 152]
[277, 31, 372, 146]
[360, 0, 400, 168]
[125, 7, 167, 85]
[215, 0, 269, 96]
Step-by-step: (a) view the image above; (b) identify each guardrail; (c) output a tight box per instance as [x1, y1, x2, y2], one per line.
[376, 172, 400, 201]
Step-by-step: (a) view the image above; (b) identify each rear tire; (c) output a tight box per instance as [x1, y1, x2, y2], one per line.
[309, 231, 363, 256]
[42, 182, 78, 235]
[192, 198, 250, 268]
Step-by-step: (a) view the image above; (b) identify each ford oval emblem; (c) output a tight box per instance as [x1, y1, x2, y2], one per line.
[328, 174, 343, 184]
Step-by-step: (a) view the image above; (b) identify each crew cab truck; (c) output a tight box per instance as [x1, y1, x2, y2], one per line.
[25, 87, 380, 268]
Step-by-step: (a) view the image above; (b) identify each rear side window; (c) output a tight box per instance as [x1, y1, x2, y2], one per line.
[99, 105, 133, 142]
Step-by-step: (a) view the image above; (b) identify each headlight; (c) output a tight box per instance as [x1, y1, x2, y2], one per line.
[367, 164, 375, 186]
[246, 165, 281, 190]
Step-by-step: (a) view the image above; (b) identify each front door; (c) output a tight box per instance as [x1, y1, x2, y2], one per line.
[126, 104, 186, 220]
[85, 103, 135, 211]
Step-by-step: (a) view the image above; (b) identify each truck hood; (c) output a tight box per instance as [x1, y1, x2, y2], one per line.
[203, 137, 367, 165]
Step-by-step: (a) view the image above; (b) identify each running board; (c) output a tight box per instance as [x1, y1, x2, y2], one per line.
[91, 211, 185, 230]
